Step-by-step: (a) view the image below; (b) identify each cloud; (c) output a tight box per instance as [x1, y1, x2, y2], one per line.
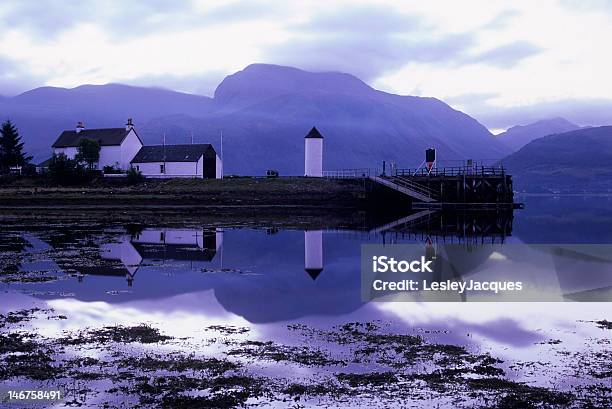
[122, 71, 227, 97]
[560, 0, 612, 13]
[0, 0, 279, 40]
[0, 1, 189, 39]
[263, 6, 542, 81]
[467, 41, 542, 68]
[0, 56, 43, 96]
[445, 92, 500, 107]
[461, 97, 612, 129]
[263, 5, 476, 81]
[481, 9, 521, 29]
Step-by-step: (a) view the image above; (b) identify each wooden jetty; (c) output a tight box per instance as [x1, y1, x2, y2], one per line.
[324, 165, 520, 209]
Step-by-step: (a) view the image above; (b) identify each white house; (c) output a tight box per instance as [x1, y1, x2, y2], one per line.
[51, 119, 143, 171]
[130, 144, 222, 179]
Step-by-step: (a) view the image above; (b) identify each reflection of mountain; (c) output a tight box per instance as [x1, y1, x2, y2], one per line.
[18, 209, 610, 324]
[514, 196, 612, 244]
[548, 245, 612, 301]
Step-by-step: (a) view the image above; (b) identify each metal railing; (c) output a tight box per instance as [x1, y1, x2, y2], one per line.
[323, 168, 378, 179]
[323, 165, 506, 179]
[382, 175, 439, 199]
[395, 165, 506, 177]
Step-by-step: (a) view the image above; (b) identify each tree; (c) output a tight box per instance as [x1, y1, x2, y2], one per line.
[75, 138, 100, 170]
[126, 167, 145, 185]
[47, 153, 88, 185]
[0, 120, 32, 173]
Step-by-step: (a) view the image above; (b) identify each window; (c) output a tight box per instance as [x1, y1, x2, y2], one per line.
[160, 164, 165, 174]
[135, 165, 139, 171]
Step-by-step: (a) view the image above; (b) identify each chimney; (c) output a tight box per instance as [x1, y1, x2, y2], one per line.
[126, 118, 134, 131]
[76, 121, 85, 133]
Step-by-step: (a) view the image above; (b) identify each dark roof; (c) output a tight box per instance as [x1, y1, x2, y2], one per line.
[305, 126, 324, 139]
[131, 144, 215, 163]
[52, 128, 130, 148]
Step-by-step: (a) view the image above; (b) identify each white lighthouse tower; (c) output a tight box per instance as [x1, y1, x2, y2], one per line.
[304, 230, 323, 280]
[304, 127, 323, 177]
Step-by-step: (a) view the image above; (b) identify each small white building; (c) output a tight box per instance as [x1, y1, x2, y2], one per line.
[51, 119, 143, 171]
[131, 144, 222, 179]
[304, 126, 323, 177]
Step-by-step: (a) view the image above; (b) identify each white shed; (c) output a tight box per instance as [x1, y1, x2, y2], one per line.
[130, 144, 222, 179]
[51, 119, 143, 171]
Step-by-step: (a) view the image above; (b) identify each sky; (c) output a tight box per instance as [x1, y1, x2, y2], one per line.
[1, 0, 611, 130]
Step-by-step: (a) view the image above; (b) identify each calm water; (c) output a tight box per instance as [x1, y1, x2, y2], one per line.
[1, 195, 611, 407]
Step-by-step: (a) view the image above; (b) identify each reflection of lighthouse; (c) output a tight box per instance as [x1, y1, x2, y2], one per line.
[304, 230, 323, 280]
[304, 127, 323, 177]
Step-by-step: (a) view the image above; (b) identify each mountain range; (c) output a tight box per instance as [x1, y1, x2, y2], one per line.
[503, 126, 612, 192]
[0, 64, 509, 175]
[496, 117, 581, 151]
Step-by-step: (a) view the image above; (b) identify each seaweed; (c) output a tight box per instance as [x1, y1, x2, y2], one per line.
[58, 324, 173, 345]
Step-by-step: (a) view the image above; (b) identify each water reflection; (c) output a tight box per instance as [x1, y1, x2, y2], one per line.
[1, 202, 611, 403]
[3, 207, 610, 320]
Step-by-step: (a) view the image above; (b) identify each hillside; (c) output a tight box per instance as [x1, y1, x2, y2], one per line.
[497, 117, 580, 151]
[503, 126, 612, 192]
[0, 84, 213, 160]
[1, 64, 510, 175]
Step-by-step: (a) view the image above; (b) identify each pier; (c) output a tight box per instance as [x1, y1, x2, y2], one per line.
[324, 164, 520, 209]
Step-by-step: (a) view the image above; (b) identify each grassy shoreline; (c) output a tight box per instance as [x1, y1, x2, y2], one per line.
[0, 177, 369, 208]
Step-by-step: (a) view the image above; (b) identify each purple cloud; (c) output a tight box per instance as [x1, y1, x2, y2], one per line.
[263, 5, 476, 81]
[467, 41, 542, 68]
[457, 96, 612, 129]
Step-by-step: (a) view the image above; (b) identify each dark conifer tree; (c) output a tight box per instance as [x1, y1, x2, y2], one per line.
[0, 120, 32, 173]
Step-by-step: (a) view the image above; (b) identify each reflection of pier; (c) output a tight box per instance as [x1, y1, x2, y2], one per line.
[368, 210, 436, 235]
[374, 210, 513, 244]
[331, 209, 514, 245]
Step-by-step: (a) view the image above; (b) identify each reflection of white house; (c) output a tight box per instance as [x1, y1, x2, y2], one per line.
[131, 144, 222, 179]
[90, 228, 224, 286]
[101, 240, 143, 275]
[304, 230, 323, 280]
[100, 239, 144, 286]
[51, 119, 143, 171]
[131, 228, 223, 262]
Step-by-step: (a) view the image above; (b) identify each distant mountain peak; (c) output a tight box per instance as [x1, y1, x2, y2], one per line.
[498, 117, 580, 151]
[503, 126, 612, 192]
[507, 117, 577, 130]
[2, 63, 509, 170]
[213, 63, 373, 110]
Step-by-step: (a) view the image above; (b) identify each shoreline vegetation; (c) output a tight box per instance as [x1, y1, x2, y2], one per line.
[0, 177, 370, 208]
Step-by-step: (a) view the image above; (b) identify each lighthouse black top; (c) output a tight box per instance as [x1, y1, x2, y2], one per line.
[305, 127, 324, 138]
